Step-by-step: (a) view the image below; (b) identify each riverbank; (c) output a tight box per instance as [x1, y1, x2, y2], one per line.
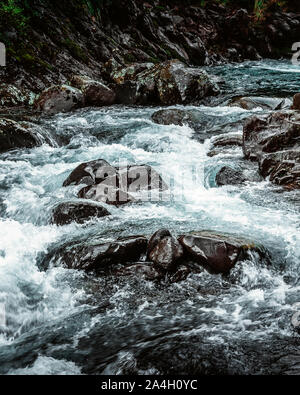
[0, 0, 300, 96]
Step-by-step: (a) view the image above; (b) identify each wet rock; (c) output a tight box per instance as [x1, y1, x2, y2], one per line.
[213, 162, 262, 187]
[63, 159, 113, 187]
[113, 81, 140, 105]
[152, 108, 190, 126]
[243, 112, 300, 190]
[181, 35, 208, 66]
[211, 133, 243, 148]
[259, 150, 300, 190]
[51, 201, 110, 226]
[155, 60, 219, 105]
[70, 75, 116, 106]
[292, 93, 300, 110]
[151, 108, 199, 129]
[78, 185, 135, 207]
[109, 62, 154, 85]
[109, 60, 219, 105]
[0, 84, 34, 108]
[179, 231, 268, 274]
[0, 118, 42, 153]
[45, 235, 148, 272]
[34, 85, 84, 114]
[147, 229, 184, 271]
[147, 229, 171, 256]
[207, 132, 243, 157]
[63, 159, 168, 205]
[116, 263, 162, 281]
[215, 166, 247, 187]
[41, 229, 270, 281]
[229, 96, 292, 111]
[168, 264, 191, 283]
[225, 8, 250, 42]
[118, 164, 169, 192]
[178, 231, 269, 274]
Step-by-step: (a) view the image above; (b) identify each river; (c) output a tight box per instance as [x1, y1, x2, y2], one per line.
[0, 59, 299, 375]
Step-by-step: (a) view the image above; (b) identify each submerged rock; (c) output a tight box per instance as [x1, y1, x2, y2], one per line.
[70, 75, 116, 106]
[51, 201, 111, 226]
[151, 108, 202, 130]
[116, 263, 162, 281]
[214, 163, 262, 187]
[215, 166, 247, 187]
[152, 108, 192, 126]
[243, 111, 300, 190]
[0, 118, 42, 153]
[178, 231, 269, 274]
[34, 85, 84, 114]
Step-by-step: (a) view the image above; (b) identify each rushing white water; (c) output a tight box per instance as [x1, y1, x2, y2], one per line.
[0, 60, 299, 374]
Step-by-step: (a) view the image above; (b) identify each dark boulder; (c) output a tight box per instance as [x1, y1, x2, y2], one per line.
[51, 201, 110, 226]
[119, 164, 169, 192]
[34, 85, 84, 114]
[243, 111, 300, 190]
[151, 108, 201, 130]
[210, 132, 243, 148]
[147, 229, 184, 271]
[215, 166, 247, 187]
[292, 93, 300, 110]
[212, 161, 262, 187]
[178, 231, 269, 274]
[155, 60, 219, 105]
[109, 60, 219, 105]
[70, 75, 116, 106]
[63, 159, 168, 205]
[41, 229, 270, 281]
[45, 235, 148, 272]
[109, 62, 155, 85]
[78, 185, 135, 206]
[63, 159, 113, 187]
[259, 150, 300, 190]
[147, 229, 171, 256]
[152, 109, 192, 127]
[113, 81, 140, 105]
[0, 118, 42, 153]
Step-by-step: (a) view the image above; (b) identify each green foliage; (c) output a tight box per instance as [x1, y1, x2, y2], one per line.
[0, 0, 28, 32]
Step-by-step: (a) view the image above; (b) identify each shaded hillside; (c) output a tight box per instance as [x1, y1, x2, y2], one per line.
[0, 0, 299, 92]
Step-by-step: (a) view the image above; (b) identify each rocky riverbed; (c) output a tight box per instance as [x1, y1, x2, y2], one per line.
[0, 59, 299, 375]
